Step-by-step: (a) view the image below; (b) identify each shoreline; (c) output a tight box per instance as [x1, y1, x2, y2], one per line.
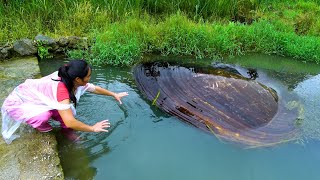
[0, 56, 64, 180]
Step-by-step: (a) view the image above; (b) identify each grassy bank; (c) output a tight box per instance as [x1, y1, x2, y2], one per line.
[1, 0, 320, 65]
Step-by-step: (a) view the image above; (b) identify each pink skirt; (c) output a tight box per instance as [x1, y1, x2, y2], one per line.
[25, 110, 67, 132]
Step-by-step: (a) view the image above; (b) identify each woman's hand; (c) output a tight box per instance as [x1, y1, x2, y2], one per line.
[114, 92, 129, 104]
[92, 120, 110, 132]
[93, 86, 128, 104]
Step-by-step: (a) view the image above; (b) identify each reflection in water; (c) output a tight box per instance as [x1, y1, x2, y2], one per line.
[266, 71, 309, 90]
[54, 100, 128, 179]
[134, 62, 301, 147]
[294, 74, 320, 141]
[55, 119, 121, 180]
[56, 131, 98, 180]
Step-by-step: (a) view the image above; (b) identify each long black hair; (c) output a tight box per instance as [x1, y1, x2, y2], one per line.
[56, 60, 91, 107]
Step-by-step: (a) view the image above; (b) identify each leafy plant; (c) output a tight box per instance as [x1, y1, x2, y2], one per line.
[36, 40, 52, 59]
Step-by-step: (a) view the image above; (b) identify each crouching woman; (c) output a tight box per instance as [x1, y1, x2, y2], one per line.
[1, 59, 128, 144]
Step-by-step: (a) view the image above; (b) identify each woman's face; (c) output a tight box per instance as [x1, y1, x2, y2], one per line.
[75, 68, 91, 86]
[82, 68, 91, 85]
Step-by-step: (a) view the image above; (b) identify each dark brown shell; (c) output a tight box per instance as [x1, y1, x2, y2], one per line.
[133, 62, 299, 147]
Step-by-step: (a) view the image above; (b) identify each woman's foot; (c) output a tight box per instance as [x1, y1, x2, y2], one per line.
[36, 122, 53, 132]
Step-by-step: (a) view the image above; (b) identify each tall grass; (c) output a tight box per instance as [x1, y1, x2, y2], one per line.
[68, 13, 320, 65]
[0, 0, 259, 43]
[1, 0, 320, 43]
[1, 0, 320, 65]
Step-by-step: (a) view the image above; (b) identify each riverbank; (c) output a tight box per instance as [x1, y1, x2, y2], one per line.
[0, 57, 64, 179]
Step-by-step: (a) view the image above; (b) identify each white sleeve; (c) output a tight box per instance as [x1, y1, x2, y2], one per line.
[84, 83, 96, 92]
[74, 83, 96, 102]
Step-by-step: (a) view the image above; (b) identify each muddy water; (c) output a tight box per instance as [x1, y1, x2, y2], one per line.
[39, 54, 320, 180]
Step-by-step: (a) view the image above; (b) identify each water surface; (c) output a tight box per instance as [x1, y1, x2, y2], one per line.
[39, 54, 320, 180]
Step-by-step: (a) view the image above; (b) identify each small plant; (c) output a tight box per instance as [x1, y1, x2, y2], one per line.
[36, 40, 53, 59]
[67, 49, 91, 61]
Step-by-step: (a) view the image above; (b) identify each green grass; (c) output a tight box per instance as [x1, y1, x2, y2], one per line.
[67, 13, 320, 65]
[0, 0, 258, 43]
[1, 0, 320, 65]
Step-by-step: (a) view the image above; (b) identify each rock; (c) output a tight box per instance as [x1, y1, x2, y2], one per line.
[35, 34, 56, 46]
[67, 36, 88, 49]
[13, 39, 37, 56]
[67, 36, 80, 48]
[57, 37, 68, 47]
[35, 34, 59, 51]
[0, 46, 12, 60]
[1, 35, 90, 60]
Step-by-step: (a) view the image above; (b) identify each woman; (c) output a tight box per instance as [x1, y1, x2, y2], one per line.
[1, 59, 128, 144]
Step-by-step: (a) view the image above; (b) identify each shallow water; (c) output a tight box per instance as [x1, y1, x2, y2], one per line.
[39, 54, 320, 180]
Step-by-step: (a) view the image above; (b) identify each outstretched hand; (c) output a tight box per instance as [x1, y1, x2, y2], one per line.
[92, 120, 110, 132]
[114, 92, 129, 104]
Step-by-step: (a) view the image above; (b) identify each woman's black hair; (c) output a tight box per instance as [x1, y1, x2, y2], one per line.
[56, 59, 91, 107]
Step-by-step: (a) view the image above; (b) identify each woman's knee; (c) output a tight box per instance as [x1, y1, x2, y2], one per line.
[26, 111, 53, 128]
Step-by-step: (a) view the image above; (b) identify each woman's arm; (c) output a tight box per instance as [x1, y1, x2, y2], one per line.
[58, 99, 110, 132]
[92, 85, 128, 104]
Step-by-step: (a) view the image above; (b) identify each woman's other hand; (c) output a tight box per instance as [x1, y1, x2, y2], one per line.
[92, 120, 110, 132]
[114, 92, 129, 104]
[93, 86, 129, 104]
